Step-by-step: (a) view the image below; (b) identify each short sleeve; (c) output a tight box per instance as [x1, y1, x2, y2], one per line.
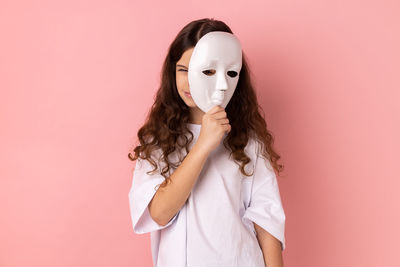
[242, 143, 286, 250]
[128, 157, 179, 234]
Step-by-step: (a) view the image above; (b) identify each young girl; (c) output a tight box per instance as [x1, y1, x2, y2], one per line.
[128, 18, 286, 267]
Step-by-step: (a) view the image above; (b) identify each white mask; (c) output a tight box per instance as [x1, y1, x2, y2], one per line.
[188, 31, 242, 113]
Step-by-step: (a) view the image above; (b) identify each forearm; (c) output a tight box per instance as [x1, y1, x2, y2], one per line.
[149, 143, 210, 225]
[253, 222, 284, 267]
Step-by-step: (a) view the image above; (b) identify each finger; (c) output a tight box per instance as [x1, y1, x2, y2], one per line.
[212, 110, 228, 119]
[218, 118, 230, 125]
[207, 105, 224, 115]
[223, 124, 231, 132]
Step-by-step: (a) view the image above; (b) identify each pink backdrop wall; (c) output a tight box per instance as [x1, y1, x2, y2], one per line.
[1, 0, 399, 266]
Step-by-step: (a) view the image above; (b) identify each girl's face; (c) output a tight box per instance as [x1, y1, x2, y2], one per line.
[175, 47, 197, 108]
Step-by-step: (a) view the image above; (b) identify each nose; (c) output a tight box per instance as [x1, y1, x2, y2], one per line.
[215, 72, 228, 91]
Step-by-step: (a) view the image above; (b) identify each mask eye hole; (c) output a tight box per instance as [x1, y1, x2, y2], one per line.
[202, 69, 216, 76]
[227, 71, 238, 78]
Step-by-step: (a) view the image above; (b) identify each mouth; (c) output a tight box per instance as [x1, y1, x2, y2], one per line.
[184, 91, 192, 98]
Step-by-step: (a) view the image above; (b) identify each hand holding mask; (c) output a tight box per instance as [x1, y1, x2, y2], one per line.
[188, 31, 243, 113]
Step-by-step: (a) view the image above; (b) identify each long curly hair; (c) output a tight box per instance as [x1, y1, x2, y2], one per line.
[128, 18, 284, 188]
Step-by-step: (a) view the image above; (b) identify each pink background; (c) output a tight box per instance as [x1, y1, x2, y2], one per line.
[1, 0, 399, 266]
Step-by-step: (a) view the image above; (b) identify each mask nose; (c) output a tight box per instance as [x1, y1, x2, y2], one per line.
[211, 72, 228, 106]
[215, 72, 228, 91]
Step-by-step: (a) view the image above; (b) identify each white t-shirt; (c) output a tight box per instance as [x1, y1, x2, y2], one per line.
[128, 123, 286, 267]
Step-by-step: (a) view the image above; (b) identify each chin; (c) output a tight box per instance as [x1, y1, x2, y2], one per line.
[186, 102, 197, 108]
[181, 97, 196, 107]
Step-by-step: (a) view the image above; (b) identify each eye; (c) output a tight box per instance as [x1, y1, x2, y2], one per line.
[178, 69, 188, 72]
[202, 69, 216, 76]
[227, 71, 238, 78]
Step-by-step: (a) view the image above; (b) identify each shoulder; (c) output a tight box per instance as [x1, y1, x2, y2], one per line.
[135, 146, 163, 172]
[245, 136, 274, 174]
[244, 136, 262, 159]
[239, 136, 261, 176]
[137, 145, 182, 176]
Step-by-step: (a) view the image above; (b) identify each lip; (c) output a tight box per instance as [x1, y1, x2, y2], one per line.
[184, 91, 192, 98]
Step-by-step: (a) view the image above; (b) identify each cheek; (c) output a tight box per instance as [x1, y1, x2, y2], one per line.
[176, 74, 188, 90]
[227, 78, 239, 90]
[191, 76, 214, 90]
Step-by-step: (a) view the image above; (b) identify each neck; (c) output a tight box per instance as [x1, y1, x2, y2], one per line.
[189, 107, 205, 124]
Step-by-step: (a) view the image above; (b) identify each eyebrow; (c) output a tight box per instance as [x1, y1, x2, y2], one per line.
[176, 64, 187, 68]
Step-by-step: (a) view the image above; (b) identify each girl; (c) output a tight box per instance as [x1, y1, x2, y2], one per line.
[128, 18, 286, 267]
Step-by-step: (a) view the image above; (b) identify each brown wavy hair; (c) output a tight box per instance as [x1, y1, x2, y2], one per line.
[128, 18, 284, 188]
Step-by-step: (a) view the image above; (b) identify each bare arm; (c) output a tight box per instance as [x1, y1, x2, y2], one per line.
[254, 222, 284, 267]
[148, 105, 230, 226]
[148, 143, 210, 226]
